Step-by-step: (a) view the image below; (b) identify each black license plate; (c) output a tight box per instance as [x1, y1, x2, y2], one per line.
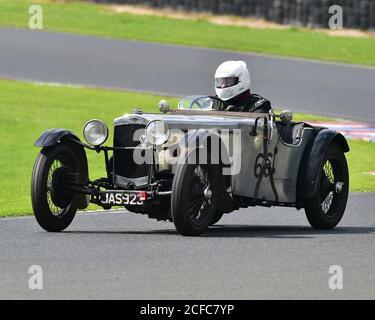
[100, 192, 145, 206]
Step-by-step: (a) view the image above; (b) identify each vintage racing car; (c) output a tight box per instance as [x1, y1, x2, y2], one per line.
[31, 95, 349, 236]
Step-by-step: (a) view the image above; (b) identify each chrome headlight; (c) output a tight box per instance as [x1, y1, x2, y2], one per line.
[145, 120, 169, 146]
[83, 119, 109, 146]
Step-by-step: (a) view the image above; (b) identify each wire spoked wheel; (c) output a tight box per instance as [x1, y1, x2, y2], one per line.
[304, 143, 349, 229]
[31, 142, 83, 232]
[189, 166, 215, 226]
[172, 163, 220, 236]
[46, 159, 66, 216]
[320, 159, 344, 216]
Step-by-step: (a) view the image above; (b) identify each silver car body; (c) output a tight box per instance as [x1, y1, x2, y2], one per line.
[114, 106, 315, 204]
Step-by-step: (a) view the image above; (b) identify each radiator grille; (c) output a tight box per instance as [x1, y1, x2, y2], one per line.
[113, 124, 150, 187]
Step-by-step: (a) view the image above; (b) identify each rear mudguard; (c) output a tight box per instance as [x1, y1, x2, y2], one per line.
[34, 128, 89, 209]
[297, 129, 349, 199]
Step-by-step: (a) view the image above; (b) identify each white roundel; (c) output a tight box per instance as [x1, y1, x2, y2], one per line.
[214, 61, 251, 101]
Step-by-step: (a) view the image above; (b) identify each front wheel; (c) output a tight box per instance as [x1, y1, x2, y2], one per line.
[304, 143, 349, 229]
[210, 210, 224, 226]
[171, 164, 220, 236]
[31, 141, 86, 232]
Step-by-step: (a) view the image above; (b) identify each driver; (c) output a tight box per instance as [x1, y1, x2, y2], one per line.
[214, 60, 271, 113]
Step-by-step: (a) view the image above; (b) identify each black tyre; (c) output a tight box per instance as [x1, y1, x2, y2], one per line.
[171, 164, 220, 236]
[210, 210, 224, 226]
[31, 141, 86, 232]
[304, 143, 349, 229]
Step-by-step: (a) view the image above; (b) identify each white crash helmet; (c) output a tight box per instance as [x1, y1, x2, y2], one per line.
[215, 61, 251, 101]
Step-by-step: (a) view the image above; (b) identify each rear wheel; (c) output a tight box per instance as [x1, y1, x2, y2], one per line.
[304, 144, 349, 229]
[31, 142, 86, 232]
[171, 164, 220, 236]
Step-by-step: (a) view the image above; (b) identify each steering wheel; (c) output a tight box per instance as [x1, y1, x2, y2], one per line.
[189, 96, 206, 109]
[187, 96, 229, 111]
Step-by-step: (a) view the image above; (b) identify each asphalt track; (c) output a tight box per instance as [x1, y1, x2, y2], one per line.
[1, 27, 375, 123]
[0, 193, 374, 299]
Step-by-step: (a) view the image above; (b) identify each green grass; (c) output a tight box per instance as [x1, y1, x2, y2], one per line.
[346, 140, 375, 192]
[0, 79, 374, 217]
[288, 112, 338, 123]
[0, 0, 375, 66]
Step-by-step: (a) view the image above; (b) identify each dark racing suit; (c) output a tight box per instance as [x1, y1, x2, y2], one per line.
[214, 90, 272, 113]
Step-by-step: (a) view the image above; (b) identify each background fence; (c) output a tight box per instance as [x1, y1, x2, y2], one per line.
[92, 0, 375, 30]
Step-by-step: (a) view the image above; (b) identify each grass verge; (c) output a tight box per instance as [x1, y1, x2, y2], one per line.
[0, 79, 374, 217]
[0, 0, 375, 66]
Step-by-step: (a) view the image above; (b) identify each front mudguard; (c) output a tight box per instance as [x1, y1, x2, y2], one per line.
[34, 128, 82, 147]
[177, 129, 233, 212]
[34, 129, 89, 209]
[297, 129, 349, 199]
